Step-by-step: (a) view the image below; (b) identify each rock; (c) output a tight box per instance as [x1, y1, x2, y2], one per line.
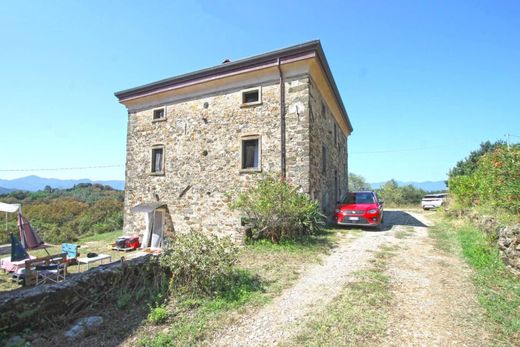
[64, 316, 103, 340]
[6, 335, 26, 347]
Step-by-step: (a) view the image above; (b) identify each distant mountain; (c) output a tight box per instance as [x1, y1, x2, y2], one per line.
[0, 175, 125, 192]
[370, 180, 447, 192]
[0, 186, 13, 194]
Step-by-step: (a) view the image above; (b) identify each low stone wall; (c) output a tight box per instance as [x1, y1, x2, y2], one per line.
[0, 254, 158, 334]
[450, 209, 520, 274]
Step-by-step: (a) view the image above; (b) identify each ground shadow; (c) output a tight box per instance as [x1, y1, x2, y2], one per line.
[383, 210, 428, 228]
[340, 210, 427, 232]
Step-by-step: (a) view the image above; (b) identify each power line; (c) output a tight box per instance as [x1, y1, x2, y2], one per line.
[0, 164, 124, 172]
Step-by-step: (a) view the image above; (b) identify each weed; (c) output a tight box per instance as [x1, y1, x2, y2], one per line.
[116, 293, 132, 309]
[147, 305, 169, 325]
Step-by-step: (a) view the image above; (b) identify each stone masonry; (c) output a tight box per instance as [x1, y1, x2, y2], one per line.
[117, 41, 353, 241]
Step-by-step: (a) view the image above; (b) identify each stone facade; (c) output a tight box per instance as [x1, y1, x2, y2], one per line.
[117, 41, 353, 241]
[308, 78, 348, 218]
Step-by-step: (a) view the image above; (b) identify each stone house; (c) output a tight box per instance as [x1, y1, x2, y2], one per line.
[115, 40, 353, 247]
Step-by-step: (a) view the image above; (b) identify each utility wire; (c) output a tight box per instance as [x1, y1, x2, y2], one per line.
[0, 164, 124, 172]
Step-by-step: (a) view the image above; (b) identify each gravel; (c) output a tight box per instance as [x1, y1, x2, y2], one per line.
[211, 219, 400, 346]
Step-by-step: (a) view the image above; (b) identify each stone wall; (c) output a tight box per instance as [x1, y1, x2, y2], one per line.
[124, 76, 311, 240]
[450, 209, 520, 274]
[0, 255, 155, 334]
[308, 78, 348, 219]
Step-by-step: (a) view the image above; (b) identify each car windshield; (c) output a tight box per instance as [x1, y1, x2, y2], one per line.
[342, 192, 375, 204]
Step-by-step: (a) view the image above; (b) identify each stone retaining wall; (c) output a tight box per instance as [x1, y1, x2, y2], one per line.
[450, 209, 520, 274]
[0, 254, 157, 334]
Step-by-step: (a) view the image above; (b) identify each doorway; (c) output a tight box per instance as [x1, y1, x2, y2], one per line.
[150, 210, 164, 249]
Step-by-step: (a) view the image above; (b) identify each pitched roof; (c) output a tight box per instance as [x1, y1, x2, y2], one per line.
[115, 40, 352, 132]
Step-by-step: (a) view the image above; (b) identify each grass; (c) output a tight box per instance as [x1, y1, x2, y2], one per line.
[429, 217, 520, 344]
[288, 244, 398, 347]
[0, 230, 124, 292]
[136, 227, 355, 346]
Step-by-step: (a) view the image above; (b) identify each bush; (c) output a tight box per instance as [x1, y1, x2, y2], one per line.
[230, 176, 325, 243]
[449, 145, 520, 214]
[159, 232, 238, 297]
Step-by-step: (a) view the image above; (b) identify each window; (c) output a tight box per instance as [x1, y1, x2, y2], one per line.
[153, 108, 165, 121]
[241, 87, 262, 106]
[321, 101, 326, 117]
[322, 145, 327, 173]
[151, 146, 164, 174]
[241, 136, 261, 171]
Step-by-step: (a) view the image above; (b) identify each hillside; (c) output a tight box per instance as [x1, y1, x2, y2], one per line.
[0, 175, 124, 191]
[0, 183, 123, 244]
[0, 186, 13, 194]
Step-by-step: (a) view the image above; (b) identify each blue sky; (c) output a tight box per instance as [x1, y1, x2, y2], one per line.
[0, 0, 518, 183]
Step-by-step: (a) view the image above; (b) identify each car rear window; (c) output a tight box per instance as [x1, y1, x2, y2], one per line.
[342, 192, 375, 204]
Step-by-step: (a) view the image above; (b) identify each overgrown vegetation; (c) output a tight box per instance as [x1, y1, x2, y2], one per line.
[0, 183, 123, 244]
[230, 175, 325, 243]
[290, 245, 397, 346]
[430, 218, 520, 343]
[159, 232, 241, 296]
[449, 143, 520, 215]
[137, 227, 345, 346]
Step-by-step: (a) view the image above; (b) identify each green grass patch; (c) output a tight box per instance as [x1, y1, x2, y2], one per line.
[288, 245, 396, 346]
[429, 218, 520, 343]
[78, 230, 122, 243]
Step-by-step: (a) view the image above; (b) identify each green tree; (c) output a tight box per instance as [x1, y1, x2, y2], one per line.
[348, 173, 371, 191]
[449, 140, 506, 178]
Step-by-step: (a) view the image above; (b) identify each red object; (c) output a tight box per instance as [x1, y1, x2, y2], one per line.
[335, 191, 384, 229]
[115, 236, 140, 249]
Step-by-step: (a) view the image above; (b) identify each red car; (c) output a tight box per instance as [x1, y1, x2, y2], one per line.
[335, 191, 384, 230]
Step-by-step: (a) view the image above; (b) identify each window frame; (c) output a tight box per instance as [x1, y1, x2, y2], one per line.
[240, 87, 262, 107]
[150, 145, 165, 176]
[152, 107, 166, 122]
[240, 134, 262, 173]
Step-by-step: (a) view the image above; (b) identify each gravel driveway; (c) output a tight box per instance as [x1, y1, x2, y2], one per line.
[210, 210, 491, 346]
[211, 211, 409, 346]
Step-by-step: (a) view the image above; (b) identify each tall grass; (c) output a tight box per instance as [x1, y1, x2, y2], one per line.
[430, 219, 520, 343]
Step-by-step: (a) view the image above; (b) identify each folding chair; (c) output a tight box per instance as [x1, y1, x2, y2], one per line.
[61, 243, 81, 264]
[35, 263, 66, 285]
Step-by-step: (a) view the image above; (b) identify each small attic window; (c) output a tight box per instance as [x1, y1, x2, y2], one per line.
[241, 87, 262, 107]
[153, 108, 165, 121]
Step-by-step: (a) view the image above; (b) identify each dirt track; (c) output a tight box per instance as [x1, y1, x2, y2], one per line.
[211, 210, 491, 346]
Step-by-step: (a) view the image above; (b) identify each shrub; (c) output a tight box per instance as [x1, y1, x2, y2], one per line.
[159, 232, 238, 296]
[449, 145, 520, 214]
[448, 174, 479, 207]
[230, 175, 325, 242]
